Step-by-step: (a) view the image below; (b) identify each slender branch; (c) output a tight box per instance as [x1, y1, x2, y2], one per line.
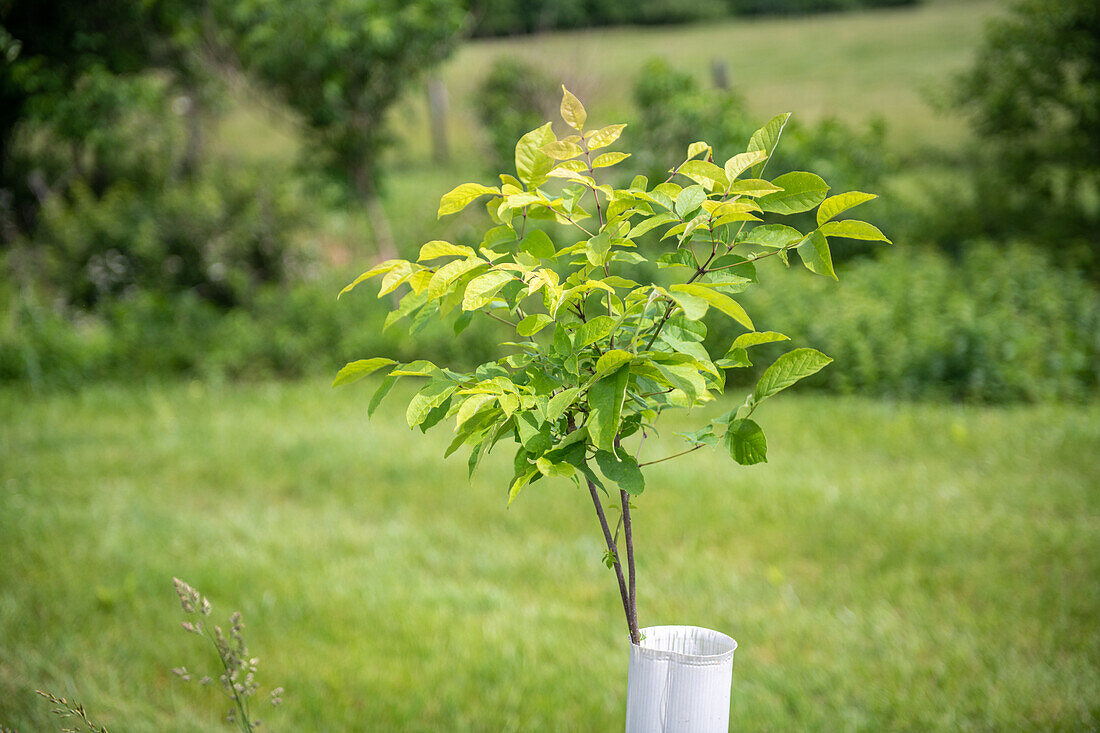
[638, 443, 704, 467]
[483, 311, 517, 328]
[584, 472, 637, 642]
[642, 253, 714, 352]
[620, 488, 639, 645]
[561, 212, 595, 238]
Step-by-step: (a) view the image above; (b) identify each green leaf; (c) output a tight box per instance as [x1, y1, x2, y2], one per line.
[546, 387, 582, 421]
[586, 123, 627, 150]
[520, 229, 557, 258]
[586, 232, 612, 266]
[677, 424, 720, 449]
[724, 418, 767, 465]
[678, 160, 729, 190]
[575, 315, 616, 349]
[758, 172, 830, 215]
[536, 456, 575, 479]
[455, 393, 495, 430]
[515, 122, 555, 187]
[675, 185, 707, 218]
[508, 465, 539, 507]
[462, 271, 514, 310]
[338, 260, 403, 298]
[368, 373, 399, 417]
[592, 152, 630, 168]
[428, 257, 488, 297]
[753, 348, 833, 403]
[332, 357, 396, 387]
[654, 362, 706, 401]
[628, 212, 677, 238]
[657, 249, 697, 269]
[418, 240, 476, 261]
[595, 448, 645, 495]
[407, 381, 459, 428]
[517, 313, 554, 336]
[746, 113, 791, 178]
[391, 360, 441, 377]
[594, 349, 633, 377]
[723, 150, 767, 182]
[587, 365, 630, 451]
[560, 85, 587, 130]
[377, 261, 418, 297]
[663, 288, 708, 321]
[741, 224, 804, 249]
[796, 230, 837, 280]
[671, 284, 754, 330]
[516, 412, 552, 454]
[686, 141, 710, 159]
[438, 182, 499, 217]
[816, 191, 877, 226]
[542, 140, 584, 159]
[728, 179, 783, 198]
[730, 331, 789, 350]
[818, 220, 891, 243]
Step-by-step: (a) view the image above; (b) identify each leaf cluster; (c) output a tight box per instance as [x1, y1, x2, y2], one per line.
[337, 88, 888, 502]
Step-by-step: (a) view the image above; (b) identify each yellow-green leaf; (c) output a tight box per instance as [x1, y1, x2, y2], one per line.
[587, 364, 630, 450]
[515, 122, 556, 187]
[818, 219, 891, 243]
[560, 85, 587, 130]
[723, 150, 767, 182]
[796, 230, 838, 280]
[438, 182, 499, 217]
[462, 270, 514, 310]
[816, 191, 877, 226]
[730, 331, 789, 350]
[678, 159, 729, 190]
[592, 151, 630, 168]
[542, 140, 584, 159]
[671, 283, 754, 330]
[753, 348, 833, 403]
[332, 357, 396, 387]
[595, 349, 633, 377]
[586, 123, 627, 150]
[517, 313, 553, 336]
[338, 259, 403, 298]
[757, 172, 830, 215]
[729, 179, 783, 197]
[418, 240, 476, 261]
[746, 113, 791, 178]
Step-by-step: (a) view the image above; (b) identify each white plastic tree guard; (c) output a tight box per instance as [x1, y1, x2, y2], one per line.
[625, 625, 737, 733]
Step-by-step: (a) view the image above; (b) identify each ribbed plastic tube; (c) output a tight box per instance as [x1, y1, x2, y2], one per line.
[625, 625, 737, 733]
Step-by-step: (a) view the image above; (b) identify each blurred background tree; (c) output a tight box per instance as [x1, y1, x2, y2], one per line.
[218, 0, 465, 260]
[948, 0, 1099, 280]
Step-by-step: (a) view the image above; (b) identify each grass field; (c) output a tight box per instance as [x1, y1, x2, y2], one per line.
[2, 380, 1098, 730]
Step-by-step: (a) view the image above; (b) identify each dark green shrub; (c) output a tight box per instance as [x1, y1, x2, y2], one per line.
[631, 59, 896, 261]
[28, 164, 315, 309]
[733, 243, 1100, 402]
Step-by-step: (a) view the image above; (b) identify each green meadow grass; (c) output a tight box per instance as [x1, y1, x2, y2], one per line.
[432, 0, 1003, 159]
[2, 380, 1097, 730]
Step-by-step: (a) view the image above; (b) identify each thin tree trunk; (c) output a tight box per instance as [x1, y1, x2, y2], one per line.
[621, 488, 639, 641]
[350, 161, 398, 262]
[181, 88, 203, 180]
[586, 474, 641, 645]
[427, 77, 449, 166]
